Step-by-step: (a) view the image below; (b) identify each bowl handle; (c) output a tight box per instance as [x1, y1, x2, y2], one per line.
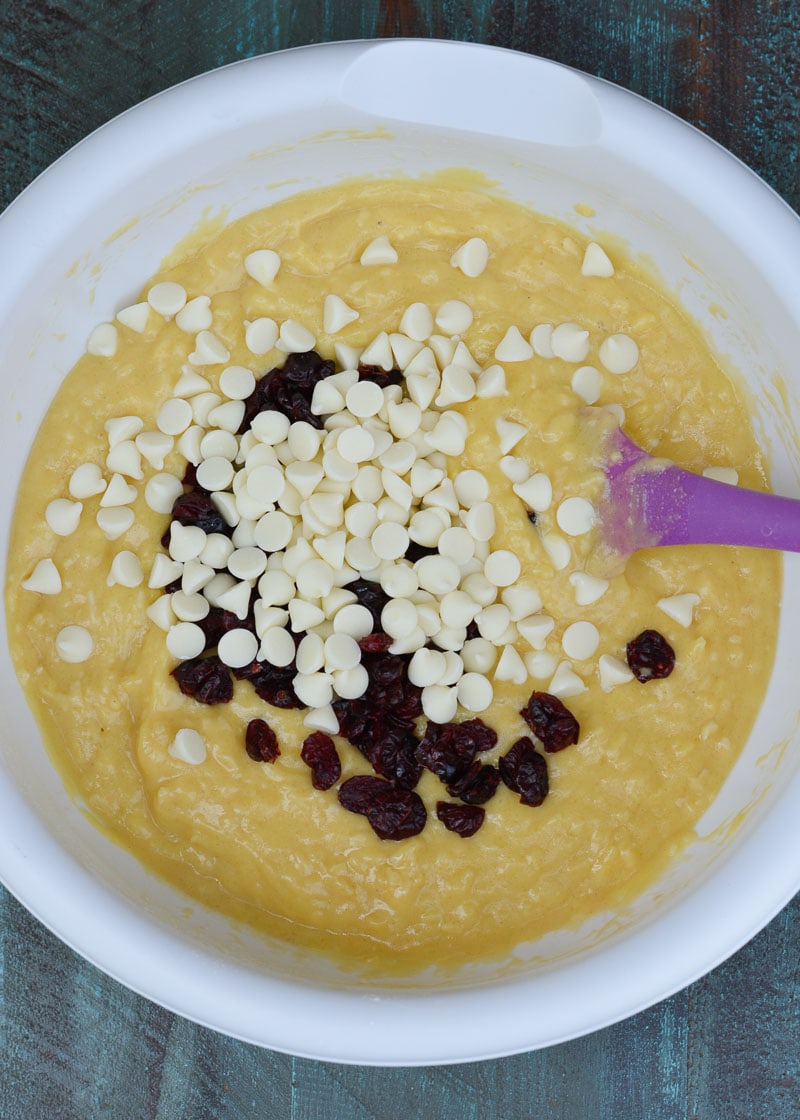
[338, 40, 603, 148]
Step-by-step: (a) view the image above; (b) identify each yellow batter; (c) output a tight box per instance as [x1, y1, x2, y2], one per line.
[4, 176, 780, 976]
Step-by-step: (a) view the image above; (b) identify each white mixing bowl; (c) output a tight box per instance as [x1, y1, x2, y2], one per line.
[2, 40, 800, 1065]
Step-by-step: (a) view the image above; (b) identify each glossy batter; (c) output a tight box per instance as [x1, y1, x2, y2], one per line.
[5, 176, 780, 976]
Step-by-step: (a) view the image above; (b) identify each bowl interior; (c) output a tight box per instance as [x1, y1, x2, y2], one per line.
[2, 41, 800, 1063]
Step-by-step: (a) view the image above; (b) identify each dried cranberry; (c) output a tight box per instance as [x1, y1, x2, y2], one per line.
[170, 490, 230, 536]
[247, 663, 304, 709]
[404, 541, 437, 564]
[239, 351, 334, 432]
[301, 732, 341, 790]
[172, 656, 233, 705]
[347, 578, 390, 630]
[245, 718, 280, 763]
[520, 691, 579, 752]
[338, 774, 389, 815]
[358, 632, 393, 653]
[417, 719, 496, 786]
[499, 737, 549, 806]
[626, 629, 676, 682]
[525, 508, 537, 526]
[198, 607, 241, 650]
[436, 801, 485, 837]
[368, 723, 423, 790]
[366, 785, 426, 840]
[357, 362, 403, 389]
[448, 762, 501, 805]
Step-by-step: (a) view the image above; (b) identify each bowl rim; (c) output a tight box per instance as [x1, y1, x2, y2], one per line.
[2, 38, 800, 1065]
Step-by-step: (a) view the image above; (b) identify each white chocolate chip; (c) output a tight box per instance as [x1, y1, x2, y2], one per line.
[571, 365, 602, 404]
[293, 671, 334, 709]
[245, 249, 281, 285]
[116, 302, 149, 333]
[278, 319, 315, 353]
[45, 499, 82, 536]
[494, 644, 528, 684]
[136, 431, 174, 470]
[556, 497, 596, 536]
[157, 398, 194, 436]
[22, 558, 62, 594]
[456, 673, 493, 712]
[360, 332, 394, 371]
[495, 326, 533, 362]
[245, 318, 279, 355]
[172, 592, 210, 622]
[360, 236, 398, 266]
[56, 625, 93, 663]
[598, 654, 634, 691]
[105, 415, 144, 447]
[105, 440, 143, 480]
[189, 330, 231, 366]
[422, 684, 458, 722]
[450, 237, 489, 278]
[166, 622, 206, 660]
[261, 626, 298, 666]
[530, 324, 554, 358]
[69, 463, 106, 499]
[501, 585, 543, 620]
[499, 456, 530, 484]
[87, 323, 118, 357]
[517, 614, 555, 650]
[703, 466, 739, 486]
[484, 550, 521, 588]
[569, 571, 609, 605]
[476, 364, 507, 398]
[561, 620, 600, 660]
[551, 322, 590, 363]
[599, 333, 639, 374]
[147, 281, 187, 319]
[106, 550, 143, 588]
[581, 242, 615, 278]
[525, 651, 557, 679]
[496, 417, 528, 454]
[513, 473, 552, 512]
[540, 532, 571, 570]
[173, 369, 211, 397]
[322, 294, 359, 335]
[548, 661, 587, 699]
[657, 592, 700, 628]
[461, 637, 497, 673]
[175, 296, 213, 334]
[220, 365, 256, 400]
[435, 300, 473, 335]
[218, 628, 259, 668]
[168, 728, 207, 765]
[399, 302, 434, 342]
[96, 508, 135, 542]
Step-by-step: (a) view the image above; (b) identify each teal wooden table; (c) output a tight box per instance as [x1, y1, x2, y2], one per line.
[2, 3, 800, 1117]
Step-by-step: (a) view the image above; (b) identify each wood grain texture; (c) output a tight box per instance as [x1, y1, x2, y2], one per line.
[2, 1, 800, 1117]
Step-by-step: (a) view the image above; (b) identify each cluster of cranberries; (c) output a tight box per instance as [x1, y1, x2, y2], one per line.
[168, 351, 676, 840]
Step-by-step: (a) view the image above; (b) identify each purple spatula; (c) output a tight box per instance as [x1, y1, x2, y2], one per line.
[598, 425, 800, 561]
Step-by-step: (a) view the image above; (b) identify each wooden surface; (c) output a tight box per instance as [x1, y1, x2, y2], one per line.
[2, 2, 800, 1116]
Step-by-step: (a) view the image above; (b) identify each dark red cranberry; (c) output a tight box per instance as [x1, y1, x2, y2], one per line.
[520, 691, 579, 752]
[347, 578, 390, 630]
[170, 489, 231, 536]
[245, 718, 280, 763]
[239, 351, 334, 432]
[367, 724, 423, 790]
[404, 541, 437, 564]
[366, 785, 426, 840]
[358, 632, 393, 653]
[357, 362, 403, 389]
[245, 663, 304, 709]
[626, 629, 676, 682]
[525, 508, 537, 526]
[338, 774, 390, 815]
[198, 607, 242, 650]
[499, 737, 549, 806]
[417, 719, 496, 786]
[171, 656, 233, 704]
[448, 762, 501, 805]
[436, 801, 485, 837]
[301, 732, 341, 790]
